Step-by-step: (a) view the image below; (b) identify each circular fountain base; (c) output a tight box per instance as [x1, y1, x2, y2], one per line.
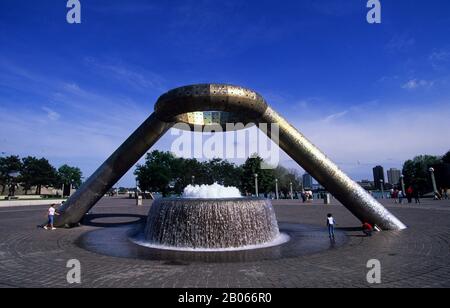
[76, 196, 348, 263]
[144, 198, 281, 251]
[78, 223, 348, 263]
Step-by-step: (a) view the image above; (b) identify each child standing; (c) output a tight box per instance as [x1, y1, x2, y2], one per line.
[327, 214, 336, 240]
[44, 204, 60, 230]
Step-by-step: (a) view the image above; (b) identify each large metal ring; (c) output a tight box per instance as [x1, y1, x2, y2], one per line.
[154, 84, 268, 131]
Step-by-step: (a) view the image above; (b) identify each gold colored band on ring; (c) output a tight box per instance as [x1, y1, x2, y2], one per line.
[154, 84, 268, 131]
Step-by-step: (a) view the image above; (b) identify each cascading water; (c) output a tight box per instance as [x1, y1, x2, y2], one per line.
[141, 184, 287, 251]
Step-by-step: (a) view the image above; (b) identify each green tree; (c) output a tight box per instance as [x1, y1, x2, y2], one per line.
[402, 155, 442, 193]
[57, 165, 83, 189]
[443, 151, 450, 164]
[20, 157, 58, 195]
[0, 155, 23, 195]
[134, 151, 182, 197]
[204, 158, 243, 187]
[273, 166, 302, 196]
[173, 158, 206, 194]
[240, 155, 275, 196]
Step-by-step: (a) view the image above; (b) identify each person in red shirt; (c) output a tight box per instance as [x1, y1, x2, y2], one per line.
[362, 222, 373, 237]
[406, 186, 414, 204]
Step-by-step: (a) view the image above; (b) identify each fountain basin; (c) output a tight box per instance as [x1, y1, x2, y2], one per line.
[144, 198, 281, 250]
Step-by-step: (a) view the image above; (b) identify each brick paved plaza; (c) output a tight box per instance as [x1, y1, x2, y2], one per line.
[0, 197, 449, 288]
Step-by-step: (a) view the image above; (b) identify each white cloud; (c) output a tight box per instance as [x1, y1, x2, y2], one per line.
[430, 50, 450, 62]
[42, 107, 60, 121]
[284, 101, 450, 180]
[430, 49, 450, 70]
[83, 58, 166, 93]
[402, 79, 434, 90]
[323, 111, 348, 122]
[386, 35, 416, 52]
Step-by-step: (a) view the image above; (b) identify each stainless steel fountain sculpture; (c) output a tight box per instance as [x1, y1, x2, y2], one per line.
[54, 84, 407, 231]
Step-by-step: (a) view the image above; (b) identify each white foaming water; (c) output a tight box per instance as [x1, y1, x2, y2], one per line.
[133, 233, 290, 252]
[182, 183, 242, 199]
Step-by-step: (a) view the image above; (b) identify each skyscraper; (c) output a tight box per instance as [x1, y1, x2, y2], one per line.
[302, 173, 313, 190]
[373, 166, 385, 190]
[387, 168, 401, 186]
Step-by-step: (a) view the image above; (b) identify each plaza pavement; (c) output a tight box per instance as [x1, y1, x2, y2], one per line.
[0, 197, 449, 288]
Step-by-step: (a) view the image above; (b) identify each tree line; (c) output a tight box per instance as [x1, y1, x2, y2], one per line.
[0, 155, 83, 196]
[402, 150, 450, 194]
[134, 151, 303, 197]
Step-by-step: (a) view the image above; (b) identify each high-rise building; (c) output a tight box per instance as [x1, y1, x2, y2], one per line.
[373, 166, 385, 190]
[302, 173, 313, 190]
[387, 168, 401, 186]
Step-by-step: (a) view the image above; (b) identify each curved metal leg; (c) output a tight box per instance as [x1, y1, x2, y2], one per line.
[54, 113, 172, 227]
[260, 107, 406, 231]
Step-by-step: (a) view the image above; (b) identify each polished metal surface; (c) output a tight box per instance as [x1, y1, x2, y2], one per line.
[155, 84, 267, 130]
[54, 113, 171, 227]
[55, 83, 406, 230]
[260, 107, 407, 230]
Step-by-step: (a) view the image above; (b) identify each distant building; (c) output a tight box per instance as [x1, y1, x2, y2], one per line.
[303, 173, 313, 189]
[387, 168, 401, 186]
[358, 180, 374, 190]
[312, 183, 324, 191]
[373, 166, 385, 190]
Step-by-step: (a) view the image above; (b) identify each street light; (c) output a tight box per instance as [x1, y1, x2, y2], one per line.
[254, 173, 259, 197]
[290, 182, 294, 200]
[275, 179, 279, 200]
[135, 178, 139, 199]
[429, 167, 438, 195]
[191, 175, 195, 186]
[380, 179, 385, 199]
[400, 175, 406, 194]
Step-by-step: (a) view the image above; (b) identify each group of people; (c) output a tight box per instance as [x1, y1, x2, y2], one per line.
[326, 213, 374, 240]
[434, 188, 449, 200]
[390, 186, 420, 204]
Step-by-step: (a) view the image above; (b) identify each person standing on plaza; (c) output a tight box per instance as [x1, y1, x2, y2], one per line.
[393, 189, 399, 204]
[414, 189, 421, 204]
[44, 204, 60, 230]
[406, 186, 414, 204]
[327, 213, 336, 240]
[441, 188, 448, 200]
[398, 190, 404, 204]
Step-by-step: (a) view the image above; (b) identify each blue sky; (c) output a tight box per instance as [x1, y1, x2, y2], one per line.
[1, 0, 449, 187]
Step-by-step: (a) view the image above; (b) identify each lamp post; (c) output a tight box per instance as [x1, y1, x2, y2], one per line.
[7, 171, 20, 198]
[290, 182, 294, 200]
[135, 178, 139, 199]
[400, 175, 406, 194]
[191, 175, 195, 186]
[380, 179, 385, 199]
[275, 179, 279, 200]
[429, 167, 438, 195]
[254, 173, 259, 197]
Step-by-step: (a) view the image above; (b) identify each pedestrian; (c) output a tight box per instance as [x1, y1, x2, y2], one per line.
[362, 222, 373, 237]
[398, 190, 404, 204]
[441, 188, 448, 200]
[326, 214, 336, 240]
[44, 204, 60, 230]
[406, 186, 414, 204]
[301, 191, 307, 203]
[414, 189, 421, 204]
[393, 189, 399, 204]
